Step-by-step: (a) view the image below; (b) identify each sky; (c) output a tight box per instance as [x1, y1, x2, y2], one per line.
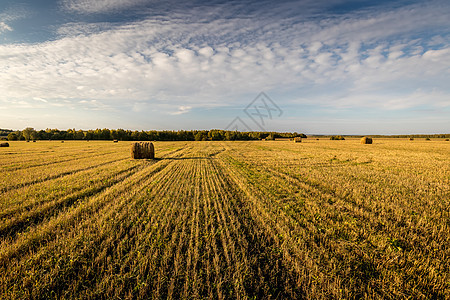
[0, 0, 449, 134]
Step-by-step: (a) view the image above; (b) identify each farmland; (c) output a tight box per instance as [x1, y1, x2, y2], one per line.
[0, 139, 449, 299]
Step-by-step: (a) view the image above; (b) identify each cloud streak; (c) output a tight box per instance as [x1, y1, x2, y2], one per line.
[61, 0, 148, 14]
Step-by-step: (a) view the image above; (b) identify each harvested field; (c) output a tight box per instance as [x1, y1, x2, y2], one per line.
[0, 139, 449, 299]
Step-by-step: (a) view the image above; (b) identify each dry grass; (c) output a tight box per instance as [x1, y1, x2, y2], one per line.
[0, 139, 449, 299]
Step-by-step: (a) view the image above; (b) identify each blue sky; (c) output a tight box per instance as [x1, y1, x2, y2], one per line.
[0, 0, 449, 134]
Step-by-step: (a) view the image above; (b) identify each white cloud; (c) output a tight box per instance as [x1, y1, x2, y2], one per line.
[0, 21, 12, 33]
[0, 0, 449, 125]
[198, 46, 214, 57]
[61, 0, 148, 14]
[310, 90, 450, 110]
[170, 106, 192, 115]
[33, 97, 48, 103]
[422, 48, 450, 61]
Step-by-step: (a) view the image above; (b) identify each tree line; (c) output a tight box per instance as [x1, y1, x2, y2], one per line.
[3, 128, 447, 141]
[2, 128, 306, 141]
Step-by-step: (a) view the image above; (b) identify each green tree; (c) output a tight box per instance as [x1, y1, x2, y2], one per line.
[75, 130, 84, 140]
[22, 127, 36, 141]
[195, 132, 207, 141]
[84, 131, 94, 140]
[7, 132, 18, 141]
[208, 130, 223, 141]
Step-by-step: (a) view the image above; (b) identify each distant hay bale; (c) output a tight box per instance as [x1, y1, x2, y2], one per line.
[131, 142, 155, 159]
[294, 137, 302, 143]
[33, 140, 36, 142]
[425, 138, 430, 141]
[113, 140, 118, 143]
[445, 139, 449, 141]
[330, 135, 345, 140]
[409, 137, 414, 141]
[360, 137, 373, 144]
[61, 141, 64, 143]
[0, 142, 9, 147]
[316, 138, 319, 140]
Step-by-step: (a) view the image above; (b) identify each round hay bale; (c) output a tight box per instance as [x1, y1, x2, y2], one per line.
[33, 140, 36, 142]
[330, 135, 345, 140]
[61, 141, 64, 143]
[445, 139, 449, 141]
[113, 140, 118, 143]
[360, 137, 373, 144]
[409, 137, 414, 141]
[294, 137, 302, 143]
[0, 142, 9, 147]
[131, 142, 154, 159]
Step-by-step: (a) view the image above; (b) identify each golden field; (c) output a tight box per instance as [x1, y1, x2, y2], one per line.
[0, 139, 449, 299]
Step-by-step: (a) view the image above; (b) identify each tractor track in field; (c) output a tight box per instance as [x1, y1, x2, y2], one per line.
[0, 157, 130, 193]
[38, 154, 192, 298]
[0, 145, 189, 222]
[42, 146, 198, 298]
[1, 150, 118, 172]
[0, 163, 143, 240]
[0, 146, 188, 194]
[215, 154, 316, 297]
[223, 148, 445, 254]
[219, 143, 450, 298]
[0, 146, 192, 267]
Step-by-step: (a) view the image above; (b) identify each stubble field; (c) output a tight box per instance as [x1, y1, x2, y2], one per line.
[0, 139, 449, 299]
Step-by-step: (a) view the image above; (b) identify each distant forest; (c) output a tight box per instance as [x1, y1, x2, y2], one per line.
[1, 128, 448, 141]
[0, 128, 306, 141]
